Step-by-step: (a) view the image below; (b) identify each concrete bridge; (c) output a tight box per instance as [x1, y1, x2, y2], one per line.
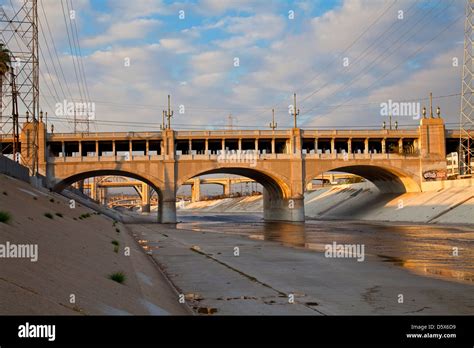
[1, 115, 449, 222]
[79, 175, 256, 210]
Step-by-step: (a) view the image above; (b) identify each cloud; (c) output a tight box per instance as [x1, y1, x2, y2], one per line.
[33, 0, 464, 132]
[83, 18, 161, 47]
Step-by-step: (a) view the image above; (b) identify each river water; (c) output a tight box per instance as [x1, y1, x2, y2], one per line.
[177, 213, 474, 285]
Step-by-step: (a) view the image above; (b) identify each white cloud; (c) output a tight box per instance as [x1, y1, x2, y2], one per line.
[83, 18, 161, 47]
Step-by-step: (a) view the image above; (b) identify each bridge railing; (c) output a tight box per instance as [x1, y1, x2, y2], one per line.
[303, 151, 420, 160]
[175, 130, 291, 137]
[301, 129, 420, 137]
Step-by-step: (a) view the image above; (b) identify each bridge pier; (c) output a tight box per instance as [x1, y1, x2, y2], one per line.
[263, 189, 305, 222]
[191, 178, 200, 202]
[159, 199, 177, 223]
[141, 184, 151, 213]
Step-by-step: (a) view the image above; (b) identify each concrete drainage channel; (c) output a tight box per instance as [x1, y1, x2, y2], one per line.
[132, 224, 327, 315]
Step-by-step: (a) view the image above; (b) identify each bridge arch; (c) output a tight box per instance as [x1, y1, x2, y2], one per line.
[177, 166, 303, 221]
[177, 167, 290, 200]
[52, 169, 163, 218]
[306, 164, 421, 193]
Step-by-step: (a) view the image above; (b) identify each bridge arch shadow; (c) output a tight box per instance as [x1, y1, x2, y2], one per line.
[178, 167, 289, 201]
[177, 167, 304, 221]
[307, 164, 421, 193]
[52, 169, 163, 219]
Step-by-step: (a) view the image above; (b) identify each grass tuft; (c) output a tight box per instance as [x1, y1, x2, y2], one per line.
[0, 211, 12, 223]
[108, 272, 126, 284]
[44, 213, 54, 219]
[55, 213, 63, 218]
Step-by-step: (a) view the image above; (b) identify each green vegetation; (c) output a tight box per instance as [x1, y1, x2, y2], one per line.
[112, 240, 120, 253]
[115, 228, 120, 233]
[55, 213, 63, 218]
[0, 211, 12, 223]
[44, 213, 54, 219]
[108, 272, 126, 284]
[2, 191, 7, 196]
[50, 198, 55, 203]
[79, 213, 91, 220]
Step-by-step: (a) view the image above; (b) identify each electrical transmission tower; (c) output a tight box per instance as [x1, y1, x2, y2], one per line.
[0, 0, 39, 174]
[459, 0, 474, 176]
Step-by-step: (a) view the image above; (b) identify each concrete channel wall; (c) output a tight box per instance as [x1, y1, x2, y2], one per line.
[0, 155, 30, 182]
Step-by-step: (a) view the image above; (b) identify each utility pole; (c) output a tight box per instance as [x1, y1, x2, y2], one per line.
[292, 93, 300, 128]
[11, 69, 19, 162]
[164, 94, 174, 129]
[227, 114, 233, 130]
[160, 110, 165, 130]
[269, 108, 277, 130]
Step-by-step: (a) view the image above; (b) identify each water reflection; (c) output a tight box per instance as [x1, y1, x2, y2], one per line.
[177, 214, 474, 284]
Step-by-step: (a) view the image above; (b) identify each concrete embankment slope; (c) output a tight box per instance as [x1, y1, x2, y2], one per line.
[181, 180, 474, 225]
[0, 174, 187, 315]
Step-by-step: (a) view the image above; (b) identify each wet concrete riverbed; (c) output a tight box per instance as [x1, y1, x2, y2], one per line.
[177, 213, 474, 285]
[127, 213, 474, 315]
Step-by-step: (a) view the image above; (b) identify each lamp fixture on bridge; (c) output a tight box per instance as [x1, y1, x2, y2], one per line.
[290, 93, 300, 128]
[51, 124, 54, 134]
[436, 106, 441, 118]
[160, 110, 166, 130]
[26, 111, 29, 122]
[382, 121, 386, 130]
[422, 107, 427, 119]
[269, 108, 277, 130]
[164, 94, 174, 129]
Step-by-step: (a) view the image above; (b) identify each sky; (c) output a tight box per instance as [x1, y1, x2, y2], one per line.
[2, 0, 468, 132]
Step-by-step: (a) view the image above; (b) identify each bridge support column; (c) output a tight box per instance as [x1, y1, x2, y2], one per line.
[160, 197, 176, 223]
[160, 129, 177, 223]
[398, 138, 404, 154]
[191, 178, 200, 202]
[263, 189, 304, 222]
[382, 138, 386, 154]
[271, 138, 275, 154]
[141, 184, 151, 213]
[224, 178, 232, 196]
[364, 138, 369, 154]
[90, 178, 98, 201]
[347, 138, 352, 154]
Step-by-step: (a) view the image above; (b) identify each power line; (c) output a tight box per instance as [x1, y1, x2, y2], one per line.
[298, 0, 424, 106]
[302, 9, 464, 120]
[246, 0, 400, 121]
[39, 0, 75, 101]
[60, 0, 85, 102]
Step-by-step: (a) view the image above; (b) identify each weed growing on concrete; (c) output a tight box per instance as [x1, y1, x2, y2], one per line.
[0, 211, 12, 223]
[108, 272, 126, 284]
[44, 213, 54, 219]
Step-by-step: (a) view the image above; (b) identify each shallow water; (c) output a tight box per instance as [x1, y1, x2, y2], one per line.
[177, 213, 474, 284]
